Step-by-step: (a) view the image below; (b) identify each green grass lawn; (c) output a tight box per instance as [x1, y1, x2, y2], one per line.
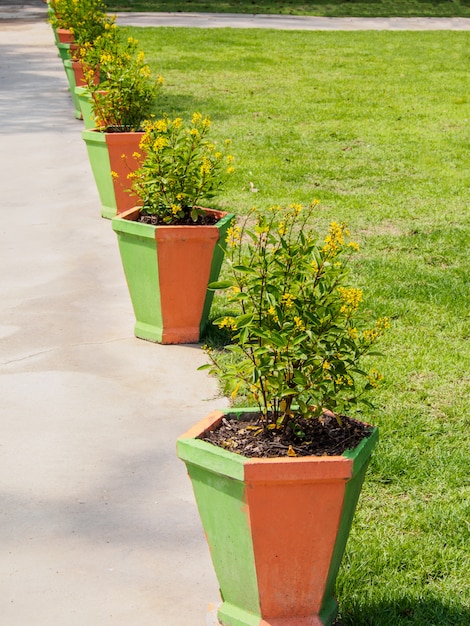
[106, 0, 470, 18]
[129, 26, 470, 624]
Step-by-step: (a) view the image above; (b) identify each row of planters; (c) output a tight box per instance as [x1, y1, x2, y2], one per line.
[48, 0, 234, 345]
[47, 2, 388, 625]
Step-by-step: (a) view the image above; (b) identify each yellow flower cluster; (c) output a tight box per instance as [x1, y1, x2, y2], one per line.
[338, 287, 363, 315]
[290, 203, 303, 215]
[268, 305, 279, 322]
[218, 317, 237, 330]
[155, 119, 168, 133]
[294, 316, 305, 330]
[226, 224, 241, 248]
[335, 374, 354, 386]
[322, 221, 349, 255]
[153, 136, 168, 152]
[200, 157, 212, 175]
[367, 369, 384, 389]
[281, 293, 295, 308]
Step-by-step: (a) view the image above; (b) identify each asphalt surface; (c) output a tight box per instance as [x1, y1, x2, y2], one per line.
[1, 3, 468, 625]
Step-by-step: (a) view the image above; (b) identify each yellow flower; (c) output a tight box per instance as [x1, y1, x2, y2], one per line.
[278, 222, 286, 236]
[218, 317, 237, 330]
[227, 166, 235, 174]
[172, 117, 182, 128]
[322, 360, 331, 370]
[132, 152, 141, 159]
[171, 204, 181, 215]
[294, 316, 305, 330]
[281, 293, 295, 308]
[226, 224, 241, 248]
[290, 203, 302, 215]
[322, 221, 349, 255]
[268, 305, 279, 323]
[190, 128, 199, 137]
[202, 117, 211, 128]
[348, 241, 360, 251]
[338, 287, 363, 314]
[200, 157, 212, 175]
[137, 50, 145, 63]
[155, 119, 168, 133]
[377, 317, 390, 330]
[153, 137, 168, 151]
[367, 369, 384, 389]
[348, 327, 359, 340]
[363, 328, 379, 343]
[110, 171, 119, 179]
[139, 65, 151, 78]
[192, 112, 203, 125]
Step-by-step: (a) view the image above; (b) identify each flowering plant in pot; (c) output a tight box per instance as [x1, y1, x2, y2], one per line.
[84, 33, 162, 132]
[81, 33, 164, 216]
[49, 0, 111, 45]
[111, 113, 235, 344]
[177, 204, 388, 626]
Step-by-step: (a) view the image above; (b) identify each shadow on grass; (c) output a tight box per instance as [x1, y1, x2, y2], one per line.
[339, 596, 470, 626]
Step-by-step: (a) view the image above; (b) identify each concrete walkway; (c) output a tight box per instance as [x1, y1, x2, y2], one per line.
[0, 13, 225, 626]
[116, 11, 470, 30]
[1, 4, 469, 626]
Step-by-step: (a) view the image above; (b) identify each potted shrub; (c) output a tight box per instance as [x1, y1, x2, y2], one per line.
[112, 113, 235, 344]
[81, 32, 163, 218]
[49, 0, 111, 118]
[177, 205, 389, 625]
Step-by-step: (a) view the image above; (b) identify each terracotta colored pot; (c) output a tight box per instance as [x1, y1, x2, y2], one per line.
[82, 129, 116, 219]
[57, 28, 74, 44]
[105, 131, 145, 214]
[111, 207, 234, 344]
[177, 409, 379, 626]
[71, 59, 99, 89]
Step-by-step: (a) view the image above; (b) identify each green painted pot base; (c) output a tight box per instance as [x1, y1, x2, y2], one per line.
[134, 320, 163, 344]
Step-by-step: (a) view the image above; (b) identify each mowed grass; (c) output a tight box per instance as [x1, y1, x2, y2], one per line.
[127, 27, 470, 624]
[106, 0, 470, 18]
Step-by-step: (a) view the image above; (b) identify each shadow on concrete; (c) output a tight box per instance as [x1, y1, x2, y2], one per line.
[0, 43, 77, 133]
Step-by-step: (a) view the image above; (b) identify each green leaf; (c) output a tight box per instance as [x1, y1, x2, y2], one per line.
[208, 280, 233, 290]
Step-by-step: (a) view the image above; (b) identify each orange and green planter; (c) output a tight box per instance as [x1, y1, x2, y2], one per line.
[112, 208, 234, 344]
[82, 129, 117, 219]
[82, 129, 144, 219]
[177, 409, 379, 626]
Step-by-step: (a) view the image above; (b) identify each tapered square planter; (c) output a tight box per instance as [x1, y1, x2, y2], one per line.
[82, 129, 117, 219]
[112, 208, 234, 344]
[63, 59, 81, 120]
[177, 409, 379, 626]
[81, 129, 145, 219]
[105, 131, 144, 214]
[75, 87, 95, 130]
[56, 42, 70, 65]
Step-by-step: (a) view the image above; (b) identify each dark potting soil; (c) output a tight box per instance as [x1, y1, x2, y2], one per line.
[199, 412, 373, 458]
[137, 211, 220, 226]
